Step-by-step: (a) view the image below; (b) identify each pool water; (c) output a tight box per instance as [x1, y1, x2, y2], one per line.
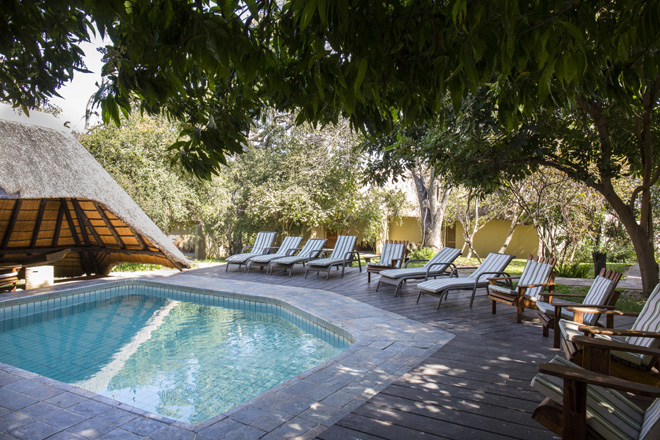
[0, 291, 349, 423]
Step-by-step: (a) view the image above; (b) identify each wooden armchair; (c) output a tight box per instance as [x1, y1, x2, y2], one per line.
[531, 356, 660, 440]
[488, 254, 557, 322]
[0, 265, 19, 292]
[537, 268, 622, 348]
[366, 240, 408, 282]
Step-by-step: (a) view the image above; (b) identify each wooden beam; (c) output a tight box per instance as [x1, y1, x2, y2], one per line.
[61, 198, 89, 275]
[1, 199, 23, 249]
[72, 200, 101, 275]
[129, 226, 148, 250]
[73, 199, 104, 247]
[92, 201, 125, 249]
[52, 201, 64, 247]
[0, 246, 167, 257]
[30, 199, 48, 248]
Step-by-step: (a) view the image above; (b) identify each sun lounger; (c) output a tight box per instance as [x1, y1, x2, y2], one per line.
[269, 238, 327, 276]
[417, 253, 516, 308]
[376, 247, 462, 296]
[305, 235, 359, 280]
[225, 231, 276, 271]
[245, 236, 303, 273]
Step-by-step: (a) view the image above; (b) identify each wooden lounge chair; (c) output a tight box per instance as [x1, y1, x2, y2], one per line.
[488, 254, 557, 322]
[225, 231, 276, 271]
[557, 282, 660, 385]
[269, 238, 327, 276]
[377, 247, 462, 297]
[366, 240, 408, 282]
[305, 235, 359, 280]
[537, 268, 622, 348]
[417, 252, 516, 308]
[531, 355, 660, 440]
[245, 236, 303, 273]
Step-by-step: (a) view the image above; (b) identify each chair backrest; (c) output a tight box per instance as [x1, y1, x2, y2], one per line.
[628, 283, 660, 349]
[252, 231, 277, 254]
[471, 253, 516, 282]
[380, 240, 408, 267]
[517, 255, 556, 301]
[297, 238, 327, 258]
[579, 269, 622, 326]
[329, 235, 357, 259]
[275, 236, 303, 255]
[426, 247, 462, 270]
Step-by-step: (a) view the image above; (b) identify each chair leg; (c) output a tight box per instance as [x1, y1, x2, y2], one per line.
[394, 281, 402, 297]
[491, 300, 497, 314]
[516, 304, 524, 323]
[553, 324, 561, 348]
[416, 291, 423, 303]
[304, 267, 309, 279]
[368, 272, 371, 283]
[469, 287, 478, 308]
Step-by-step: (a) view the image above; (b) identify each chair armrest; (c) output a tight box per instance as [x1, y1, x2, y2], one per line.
[309, 249, 323, 259]
[564, 305, 616, 314]
[285, 248, 300, 256]
[425, 261, 455, 273]
[537, 362, 660, 397]
[517, 282, 555, 289]
[344, 250, 360, 262]
[241, 245, 253, 253]
[404, 259, 429, 268]
[578, 325, 660, 339]
[537, 288, 563, 299]
[487, 275, 521, 284]
[573, 335, 660, 358]
[548, 293, 589, 299]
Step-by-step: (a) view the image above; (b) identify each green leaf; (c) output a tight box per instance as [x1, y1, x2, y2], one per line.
[355, 58, 368, 93]
[300, 0, 317, 31]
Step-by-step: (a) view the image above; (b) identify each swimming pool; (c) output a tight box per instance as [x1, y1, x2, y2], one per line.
[0, 282, 351, 423]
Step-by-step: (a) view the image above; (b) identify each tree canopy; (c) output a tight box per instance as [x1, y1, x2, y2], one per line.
[5, 1, 659, 176]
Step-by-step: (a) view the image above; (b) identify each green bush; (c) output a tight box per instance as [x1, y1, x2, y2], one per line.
[408, 247, 436, 261]
[555, 261, 591, 278]
[111, 263, 167, 272]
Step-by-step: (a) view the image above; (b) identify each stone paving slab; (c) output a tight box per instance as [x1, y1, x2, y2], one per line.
[0, 274, 454, 439]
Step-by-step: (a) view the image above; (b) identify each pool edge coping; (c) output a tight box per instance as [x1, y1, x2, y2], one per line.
[0, 274, 455, 440]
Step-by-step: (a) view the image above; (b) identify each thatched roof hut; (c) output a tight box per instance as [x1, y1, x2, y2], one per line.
[0, 105, 191, 277]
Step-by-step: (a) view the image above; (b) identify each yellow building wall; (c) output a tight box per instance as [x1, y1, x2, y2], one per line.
[389, 218, 538, 258]
[388, 217, 422, 246]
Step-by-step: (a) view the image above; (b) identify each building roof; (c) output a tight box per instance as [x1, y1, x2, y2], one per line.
[0, 105, 191, 277]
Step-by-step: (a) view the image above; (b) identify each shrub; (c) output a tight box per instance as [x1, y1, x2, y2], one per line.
[408, 247, 436, 261]
[555, 261, 590, 278]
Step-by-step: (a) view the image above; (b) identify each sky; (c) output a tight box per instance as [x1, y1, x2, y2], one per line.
[50, 35, 106, 131]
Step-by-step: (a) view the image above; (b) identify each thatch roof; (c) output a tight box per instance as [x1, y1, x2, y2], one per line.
[0, 105, 191, 277]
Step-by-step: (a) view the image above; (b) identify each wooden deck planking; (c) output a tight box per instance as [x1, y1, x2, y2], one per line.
[183, 264, 634, 440]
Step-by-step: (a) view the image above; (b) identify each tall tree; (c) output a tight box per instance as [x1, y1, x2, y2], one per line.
[361, 127, 452, 250]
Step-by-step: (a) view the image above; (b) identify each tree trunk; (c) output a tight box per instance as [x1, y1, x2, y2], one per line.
[411, 165, 450, 250]
[595, 181, 658, 294]
[499, 206, 522, 254]
[575, 94, 659, 294]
